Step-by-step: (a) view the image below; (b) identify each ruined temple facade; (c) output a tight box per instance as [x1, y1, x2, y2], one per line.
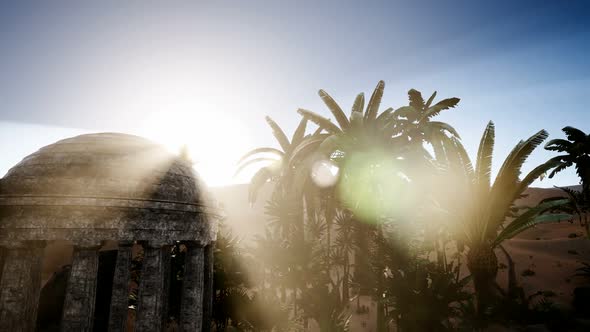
[0, 133, 216, 331]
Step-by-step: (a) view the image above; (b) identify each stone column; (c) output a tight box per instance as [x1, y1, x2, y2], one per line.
[202, 243, 215, 332]
[61, 244, 101, 332]
[0, 241, 45, 332]
[108, 242, 133, 332]
[135, 242, 171, 332]
[179, 242, 205, 331]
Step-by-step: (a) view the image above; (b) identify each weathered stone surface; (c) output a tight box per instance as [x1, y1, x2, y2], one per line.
[0, 133, 217, 330]
[0, 133, 215, 246]
[0, 204, 210, 245]
[180, 242, 205, 331]
[202, 243, 215, 332]
[61, 246, 100, 332]
[135, 244, 171, 332]
[108, 243, 133, 332]
[0, 243, 44, 332]
[0, 248, 5, 282]
[1, 133, 203, 203]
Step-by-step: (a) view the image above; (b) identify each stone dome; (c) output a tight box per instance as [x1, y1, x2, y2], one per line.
[1, 133, 200, 202]
[0, 133, 214, 245]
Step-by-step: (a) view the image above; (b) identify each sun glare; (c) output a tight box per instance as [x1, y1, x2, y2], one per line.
[139, 110, 252, 187]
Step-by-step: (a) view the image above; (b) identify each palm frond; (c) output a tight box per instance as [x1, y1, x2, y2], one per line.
[562, 126, 587, 142]
[248, 167, 275, 204]
[288, 133, 330, 168]
[292, 117, 308, 147]
[319, 89, 349, 130]
[450, 136, 474, 177]
[392, 106, 417, 120]
[349, 110, 364, 132]
[493, 129, 549, 191]
[546, 156, 572, 178]
[237, 147, 284, 165]
[318, 134, 345, 156]
[493, 199, 571, 247]
[484, 129, 548, 240]
[517, 158, 563, 194]
[313, 126, 324, 136]
[265, 116, 291, 152]
[544, 138, 573, 152]
[351, 93, 365, 115]
[430, 132, 448, 165]
[365, 80, 385, 122]
[423, 97, 460, 120]
[234, 157, 280, 176]
[475, 121, 495, 193]
[425, 91, 437, 109]
[298, 109, 342, 134]
[375, 107, 394, 126]
[408, 89, 425, 110]
[429, 121, 461, 138]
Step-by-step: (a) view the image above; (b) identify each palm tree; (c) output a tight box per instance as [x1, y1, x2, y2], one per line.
[293, 81, 411, 220]
[297, 80, 398, 273]
[293, 82, 456, 332]
[545, 126, 590, 198]
[236, 116, 308, 204]
[442, 121, 570, 313]
[211, 226, 252, 330]
[392, 89, 461, 164]
[295, 80, 398, 155]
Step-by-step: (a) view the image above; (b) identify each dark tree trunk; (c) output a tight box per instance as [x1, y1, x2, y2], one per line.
[467, 246, 499, 314]
[377, 301, 387, 332]
[342, 256, 349, 303]
[354, 221, 371, 295]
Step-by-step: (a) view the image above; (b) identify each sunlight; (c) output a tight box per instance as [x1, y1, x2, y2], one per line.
[311, 159, 339, 188]
[338, 149, 412, 223]
[139, 109, 252, 187]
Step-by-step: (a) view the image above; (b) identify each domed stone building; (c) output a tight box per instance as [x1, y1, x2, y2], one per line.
[0, 133, 217, 331]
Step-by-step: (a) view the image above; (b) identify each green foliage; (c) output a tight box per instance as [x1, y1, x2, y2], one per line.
[382, 261, 472, 332]
[545, 126, 590, 189]
[233, 81, 578, 330]
[236, 116, 312, 204]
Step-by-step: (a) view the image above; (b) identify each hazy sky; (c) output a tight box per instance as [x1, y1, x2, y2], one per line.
[1, 0, 589, 186]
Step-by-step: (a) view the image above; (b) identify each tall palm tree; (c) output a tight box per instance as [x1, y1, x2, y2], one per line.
[543, 126, 590, 237]
[545, 126, 590, 196]
[292, 81, 409, 219]
[236, 116, 308, 204]
[392, 89, 461, 164]
[442, 121, 570, 313]
[292, 82, 441, 332]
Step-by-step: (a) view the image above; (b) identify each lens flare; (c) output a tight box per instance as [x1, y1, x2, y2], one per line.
[311, 159, 339, 188]
[337, 150, 412, 223]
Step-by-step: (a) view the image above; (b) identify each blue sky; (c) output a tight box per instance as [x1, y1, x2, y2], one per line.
[0, 0, 589, 186]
